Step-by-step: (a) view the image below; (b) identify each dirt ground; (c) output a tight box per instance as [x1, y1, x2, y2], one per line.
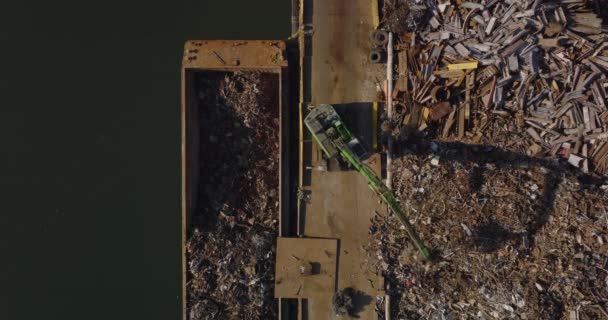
[186, 71, 279, 320]
[368, 137, 608, 319]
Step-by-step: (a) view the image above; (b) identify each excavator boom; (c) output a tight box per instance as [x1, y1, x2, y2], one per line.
[304, 104, 431, 260]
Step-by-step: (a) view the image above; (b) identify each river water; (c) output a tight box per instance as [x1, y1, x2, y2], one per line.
[1, 1, 289, 319]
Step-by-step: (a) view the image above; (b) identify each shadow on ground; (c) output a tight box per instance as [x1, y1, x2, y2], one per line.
[332, 287, 373, 319]
[392, 138, 605, 254]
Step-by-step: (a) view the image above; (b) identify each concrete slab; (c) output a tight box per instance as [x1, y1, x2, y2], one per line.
[310, 0, 384, 104]
[302, 168, 384, 319]
[301, 104, 384, 319]
[274, 237, 338, 299]
[301, 104, 385, 320]
[300, 0, 386, 318]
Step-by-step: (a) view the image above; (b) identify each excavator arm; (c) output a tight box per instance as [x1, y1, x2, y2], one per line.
[305, 104, 431, 260]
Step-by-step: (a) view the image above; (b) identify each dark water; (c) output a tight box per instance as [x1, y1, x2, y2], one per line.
[1, 1, 289, 319]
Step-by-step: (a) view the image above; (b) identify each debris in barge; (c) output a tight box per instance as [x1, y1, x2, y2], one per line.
[377, 0, 608, 176]
[186, 71, 279, 320]
[367, 141, 608, 319]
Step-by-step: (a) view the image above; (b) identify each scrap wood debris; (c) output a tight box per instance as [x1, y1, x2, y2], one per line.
[376, 0, 608, 176]
[367, 141, 608, 319]
[186, 72, 279, 320]
[372, 2, 608, 318]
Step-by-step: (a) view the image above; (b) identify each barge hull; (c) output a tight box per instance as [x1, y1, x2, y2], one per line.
[181, 40, 290, 320]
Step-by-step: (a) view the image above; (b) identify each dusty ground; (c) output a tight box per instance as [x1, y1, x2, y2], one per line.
[186, 72, 279, 320]
[368, 138, 608, 319]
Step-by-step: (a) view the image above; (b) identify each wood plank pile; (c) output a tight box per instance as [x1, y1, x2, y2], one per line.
[380, 0, 608, 176]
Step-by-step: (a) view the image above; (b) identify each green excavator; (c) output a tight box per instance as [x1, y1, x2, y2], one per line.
[304, 104, 431, 261]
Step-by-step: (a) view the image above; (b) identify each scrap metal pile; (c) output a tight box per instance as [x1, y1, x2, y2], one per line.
[186, 72, 279, 320]
[367, 0, 608, 319]
[378, 0, 608, 175]
[367, 142, 608, 319]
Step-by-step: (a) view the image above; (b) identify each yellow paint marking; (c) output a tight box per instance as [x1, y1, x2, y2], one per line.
[371, 0, 380, 29]
[447, 61, 479, 70]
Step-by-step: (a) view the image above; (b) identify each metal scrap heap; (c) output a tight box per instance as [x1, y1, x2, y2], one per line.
[381, 0, 608, 176]
[367, 1, 608, 319]
[186, 72, 279, 320]
[368, 142, 608, 319]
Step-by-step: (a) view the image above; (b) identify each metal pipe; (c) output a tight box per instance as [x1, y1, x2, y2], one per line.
[291, 0, 299, 35]
[385, 294, 391, 320]
[386, 32, 394, 189]
[296, 0, 306, 317]
[297, 0, 305, 238]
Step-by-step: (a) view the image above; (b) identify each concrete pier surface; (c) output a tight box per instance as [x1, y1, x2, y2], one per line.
[299, 0, 385, 318]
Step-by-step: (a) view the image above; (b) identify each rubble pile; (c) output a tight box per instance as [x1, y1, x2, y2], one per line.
[379, 0, 608, 175]
[383, 0, 432, 33]
[186, 72, 279, 320]
[368, 141, 608, 319]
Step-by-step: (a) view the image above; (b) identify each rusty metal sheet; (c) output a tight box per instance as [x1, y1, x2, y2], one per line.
[182, 40, 287, 70]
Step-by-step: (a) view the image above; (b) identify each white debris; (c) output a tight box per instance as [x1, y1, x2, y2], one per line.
[461, 223, 472, 236]
[430, 156, 440, 166]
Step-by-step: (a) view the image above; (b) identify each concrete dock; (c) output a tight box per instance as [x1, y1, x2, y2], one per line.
[299, 0, 385, 318]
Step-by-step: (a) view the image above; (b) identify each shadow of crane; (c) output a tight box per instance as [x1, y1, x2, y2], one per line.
[391, 138, 606, 254]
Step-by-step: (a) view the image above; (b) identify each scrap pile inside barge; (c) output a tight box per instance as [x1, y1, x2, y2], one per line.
[186, 71, 279, 320]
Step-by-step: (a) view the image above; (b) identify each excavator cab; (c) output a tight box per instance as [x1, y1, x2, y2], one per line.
[334, 120, 369, 161]
[347, 138, 368, 160]
[305, 104, 370, 161]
